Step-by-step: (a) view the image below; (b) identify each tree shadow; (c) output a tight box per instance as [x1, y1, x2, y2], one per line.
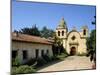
[36, 59, 65, 71]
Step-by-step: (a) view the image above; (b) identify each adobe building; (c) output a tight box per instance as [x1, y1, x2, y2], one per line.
[56, 18, 88, 55]
[12, 32, 53, 63]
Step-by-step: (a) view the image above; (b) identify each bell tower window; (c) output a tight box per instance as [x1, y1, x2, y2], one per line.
[83, 29, 86, 35]
[62, 31, 64, 36]
[58, 31, 60, 36]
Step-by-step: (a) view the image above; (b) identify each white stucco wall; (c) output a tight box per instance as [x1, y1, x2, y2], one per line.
[12, 41, 53, 63]
[56, 28, 67, 38]
[65, 31, 87, 54]
[62, 39, 66, 49]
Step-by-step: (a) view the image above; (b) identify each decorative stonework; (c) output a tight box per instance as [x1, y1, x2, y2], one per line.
[56, 18, 88, 55]
[71, 35, 76, 40]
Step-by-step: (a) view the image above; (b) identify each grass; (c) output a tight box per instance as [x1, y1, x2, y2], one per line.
[77, 53, 87, 56]
[55, 53, 68, 60]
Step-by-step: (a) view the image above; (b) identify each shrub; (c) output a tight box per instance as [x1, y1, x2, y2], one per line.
[11, 67, 17, 75]
[16, 65, 36, 74]
[12, 56, 21, 67]
[35, 57, 47, 67]
[56, 54, 66, 60]
[11, 65, 36, 75]
[42, 55, 52, 62]
[51, 56, 60, 61]
[77, 53, 87, 56]
[23, 58, 36, 66]
[60, 53, 68, 57]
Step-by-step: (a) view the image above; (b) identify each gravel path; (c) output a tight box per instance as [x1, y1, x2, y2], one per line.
[37, 56, 93, 72]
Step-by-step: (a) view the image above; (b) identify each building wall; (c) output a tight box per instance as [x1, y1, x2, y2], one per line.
[12, 41, 53, 63]
[56, 28, 67, 49]
[64, 31, 87, 54]
[56, 29, 67, 38]
[62, 39, 67, 49]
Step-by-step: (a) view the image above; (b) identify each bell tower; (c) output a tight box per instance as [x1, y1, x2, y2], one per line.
[56, 17, 68, 39]
[81, 26, 88, 38]
[56, 17, 68, 49]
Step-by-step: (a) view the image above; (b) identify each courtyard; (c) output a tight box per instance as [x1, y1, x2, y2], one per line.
[37, 56, 93, 72]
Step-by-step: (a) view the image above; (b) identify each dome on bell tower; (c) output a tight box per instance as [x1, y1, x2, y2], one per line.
[57, 17, 68, 31]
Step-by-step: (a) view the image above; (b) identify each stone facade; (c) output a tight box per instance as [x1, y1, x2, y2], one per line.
[56, 18, 88, 55]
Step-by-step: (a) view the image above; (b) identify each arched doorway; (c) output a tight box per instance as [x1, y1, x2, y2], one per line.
[70, 47, 76, 55]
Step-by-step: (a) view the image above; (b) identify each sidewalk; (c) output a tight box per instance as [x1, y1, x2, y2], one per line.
[37, 56, 93, 72]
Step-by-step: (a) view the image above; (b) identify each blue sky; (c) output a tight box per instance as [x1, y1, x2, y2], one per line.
[12, 0, 96, 32]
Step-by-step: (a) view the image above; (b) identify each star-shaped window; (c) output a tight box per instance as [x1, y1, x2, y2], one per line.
[71, 35, 76, 40]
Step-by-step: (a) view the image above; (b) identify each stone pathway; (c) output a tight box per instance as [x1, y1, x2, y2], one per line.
[37, 56, 93, 72]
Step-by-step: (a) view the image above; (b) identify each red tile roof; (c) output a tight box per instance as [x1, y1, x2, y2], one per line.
[12, 32, 53, 45]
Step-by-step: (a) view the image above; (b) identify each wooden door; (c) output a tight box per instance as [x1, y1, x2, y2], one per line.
[70, 47, 76, 55]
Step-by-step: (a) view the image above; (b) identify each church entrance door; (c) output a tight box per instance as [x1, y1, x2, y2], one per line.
[70, 47, 76, 55]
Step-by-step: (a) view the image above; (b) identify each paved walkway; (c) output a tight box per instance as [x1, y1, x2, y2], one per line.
[37, 56, 93, 72]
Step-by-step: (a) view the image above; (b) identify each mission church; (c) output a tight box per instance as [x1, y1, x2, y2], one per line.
[56, 18, 88, 55]
[12, 17, 88, 63]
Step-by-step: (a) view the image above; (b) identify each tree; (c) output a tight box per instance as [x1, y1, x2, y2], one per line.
[15, 25, 54, 38]
[86, 16, 96, 63]
[52, 33, 67, 56]
[87, 30, 96, 50]
[40, 26, 54, 38]
[92, 16, 96, 25]
[18, 25, 41, 36]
